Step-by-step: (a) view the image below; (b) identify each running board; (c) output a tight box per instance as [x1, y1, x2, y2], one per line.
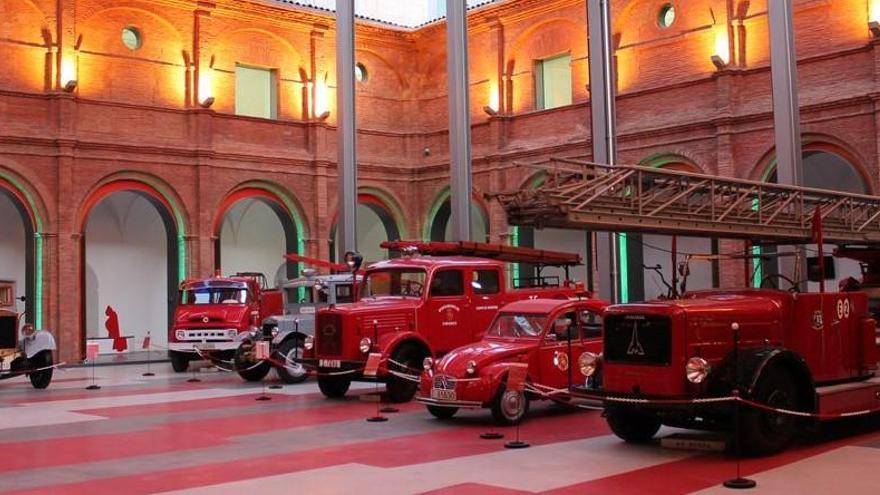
[816, 375, 880, 417]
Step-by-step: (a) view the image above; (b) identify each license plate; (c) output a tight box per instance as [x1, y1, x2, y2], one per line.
[431, 388, 457, 401]
[320, 359, 341, 368]
[195, 342, 215, 350]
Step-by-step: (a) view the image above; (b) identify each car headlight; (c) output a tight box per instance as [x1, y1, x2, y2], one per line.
[553, 351, 569, 371]
[227, 329, 238, 339]
[686, 357, 710, 384]
[423, 356, 434, 371]
[578, 352, 600, 377]
[304, 335, 314, 350]
[271, 327, 279, 338]
[466, 360, 477, 375]
[175, 330, 185, 340]
[359, 337, 372, 354]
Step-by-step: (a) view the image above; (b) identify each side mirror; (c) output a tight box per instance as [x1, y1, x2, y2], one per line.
[344, 251, 363, 272]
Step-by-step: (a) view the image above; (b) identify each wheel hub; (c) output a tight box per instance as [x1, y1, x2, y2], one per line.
[501, 391, 524, 418]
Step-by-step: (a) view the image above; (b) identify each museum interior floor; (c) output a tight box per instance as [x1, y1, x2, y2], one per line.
[1, 362, 879, 494]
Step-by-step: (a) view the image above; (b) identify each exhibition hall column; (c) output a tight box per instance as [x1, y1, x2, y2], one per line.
[446, 0, 473, 241]
[336, 0, 358, 254]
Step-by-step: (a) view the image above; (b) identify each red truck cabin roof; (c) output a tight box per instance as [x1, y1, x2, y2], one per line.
[365, 256, 507, 271]
[180, 278, 252, 291]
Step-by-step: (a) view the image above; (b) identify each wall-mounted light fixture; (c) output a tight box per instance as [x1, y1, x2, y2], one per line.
[198, 67, 214, 108]
[316, 110, 330, 121]
[482, 105, 498, 116]
[712, 25, 731, 70]
[199, 96, 215, 108]
[870, 20, 880, 38]
[60, 57, 77, 92]
[711, 54, 728, 70]
[62, 79, 78, 92]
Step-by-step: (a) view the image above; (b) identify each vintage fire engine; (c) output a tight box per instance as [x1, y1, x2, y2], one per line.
[496, 158, 880, 455]
[235, 255, 361, 383]
[309, 241, 585, 402]
[0, 282, 56, 388]
[417, 297, 606, 424]
[168, 272, 281, 376]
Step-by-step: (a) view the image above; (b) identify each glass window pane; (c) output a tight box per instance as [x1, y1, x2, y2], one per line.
[235, 65, 276, 119]
[538, 54, 571, 110]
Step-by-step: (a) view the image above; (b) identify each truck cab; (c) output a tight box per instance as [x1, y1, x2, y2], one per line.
[310, 252, 581, 402]
[168, 275, 281, 372]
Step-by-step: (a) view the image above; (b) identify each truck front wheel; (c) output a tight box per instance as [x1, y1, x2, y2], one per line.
[739, 368, 801, 456]
[606, 407, 661, 443]
[386, 344, 423, 403]
[275, 338, 308, 384]
[28, 351, 53, 389]
[170, 351, 190, 373]
[318, 376, 351, 398]
[234, 341, 271, 382]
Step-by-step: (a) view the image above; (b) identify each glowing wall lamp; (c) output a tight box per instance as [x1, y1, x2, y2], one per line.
[484, 80, 500, 116]
[313, 73, 331, 120]
[60, 57, 77, 92]
[198, 68, 214, 108]
[871, 1, 880, 38]
[870, 21, 880, 38]
[711, 26, 731, 70]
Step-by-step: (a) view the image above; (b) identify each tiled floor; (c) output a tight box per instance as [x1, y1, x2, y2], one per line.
[1, 362, 879, 494]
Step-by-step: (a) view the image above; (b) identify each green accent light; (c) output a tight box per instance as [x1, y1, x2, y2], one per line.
[752, 245, 763, 288]
[618, 233, 629, 303]
[0, 171, 44, 328]
[510, 226, 520, 283]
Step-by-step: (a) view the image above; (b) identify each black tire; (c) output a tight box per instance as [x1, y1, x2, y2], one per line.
[490, 382, 530, 425]
[385, 344, 423, 403]
[170, 351, 190, 373]
[606, 406, 662, 444]
[739, 367, 801, 456]
[275, 337, 308, 384]
[234, 341, 271, 382]
[318, 376, 351, 398]
[427, 405, 458, 420]
[28, 351, 53, 389]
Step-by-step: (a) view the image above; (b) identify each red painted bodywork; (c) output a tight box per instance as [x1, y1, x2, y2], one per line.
[169, 277, 283, 346]
[417, 298, 607, 410]
[312, 256, 581, 380]
[601, 287, 880, 416]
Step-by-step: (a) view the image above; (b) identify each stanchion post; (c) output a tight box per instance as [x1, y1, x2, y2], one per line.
[255, 341, 272, 400]
[85, 341, 101, 390]
[365, 350, 388, 422]
[504, 363, 530, 449]
[142, 331, 154, 377]
[723, 322, 756, 490]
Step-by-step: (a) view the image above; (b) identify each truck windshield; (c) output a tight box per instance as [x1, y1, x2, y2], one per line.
[180, 288, 249, 305]
[486, 314, 547, 339]
[363, 269, 427, 298]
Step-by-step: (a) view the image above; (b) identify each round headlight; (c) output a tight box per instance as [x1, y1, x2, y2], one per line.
[175, 329, 185, 340]
[271, 327, 279, 338]
[553, 351, 569, 371]
[359, 337, 372, 353]
[686, 357, 710, 384]
[578, 352, 600, 377]
[466, 360, 477, 375]
[423, 356, 434, 371]
[304, 335, 314, 350]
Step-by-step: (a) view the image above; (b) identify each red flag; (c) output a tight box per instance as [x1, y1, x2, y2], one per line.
[142, 332, 151, 350]
[86, 341, 100, 361]
[255, 341, 270, 360]
[364, 352, 382, 377]
[506, 363, 529, 393]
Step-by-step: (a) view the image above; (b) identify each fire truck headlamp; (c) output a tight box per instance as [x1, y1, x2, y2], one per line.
[466, 360, 477, 375]
[227, 329, 238, 339]
[686, 357, 711, 384]
[423, 356, 434, 371]
[359, 337, 372, 353]
[175, 330, 185, 340]
[304, 335, 314, 350]
[578, 352, 600, 377]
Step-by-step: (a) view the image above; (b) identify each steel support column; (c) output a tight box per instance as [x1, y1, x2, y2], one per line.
[588, 0, 620, 302]
[446, 0, 473, 241]
[336, 0, 357, 254]
[768, 0, 805, 287]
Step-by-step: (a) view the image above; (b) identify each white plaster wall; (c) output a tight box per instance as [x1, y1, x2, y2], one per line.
[442, 205, 489, 242]
[0, 194, 27, 314]
[642, 235, 714, 300]
[220, 199, 287, 286]
[334, 205, 392, 264]
[85, 192, 168, 346]
[533, 228, 589, 284]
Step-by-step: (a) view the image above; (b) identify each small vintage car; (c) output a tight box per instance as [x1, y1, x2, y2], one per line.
[0, 309, 56, 389]
[416, 297, 607, 424]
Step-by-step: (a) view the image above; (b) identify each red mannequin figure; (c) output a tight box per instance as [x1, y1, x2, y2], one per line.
[105, 306, 127, 352]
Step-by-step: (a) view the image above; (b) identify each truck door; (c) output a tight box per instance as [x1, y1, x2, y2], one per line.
[469, 268, 504, 339]
[425, 269, 469, 353]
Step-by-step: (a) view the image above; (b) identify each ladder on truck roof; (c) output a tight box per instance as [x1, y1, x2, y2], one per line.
[380, 240, 582, 266]
[493, 157, 880, 246]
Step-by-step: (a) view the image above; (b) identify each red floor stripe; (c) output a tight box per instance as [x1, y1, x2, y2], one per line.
[8, 408, 608, 494]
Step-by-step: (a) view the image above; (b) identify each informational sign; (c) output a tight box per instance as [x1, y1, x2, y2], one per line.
[507, 362, 529, 393]
[364, 352, 382, 377]
[255, 341, 270, 360]
[142, 332, 151, 350]
[86, 341, 100, 361]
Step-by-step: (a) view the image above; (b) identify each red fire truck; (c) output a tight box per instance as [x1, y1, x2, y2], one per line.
[168, 272, 282, 377]
[496, 159, 880, 455]
[308, 241, 586, 402]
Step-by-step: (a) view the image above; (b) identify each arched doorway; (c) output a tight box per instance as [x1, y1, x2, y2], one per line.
[330, 194, 402, 264]
[757, 148, 869, 290]
[0, 180, 36, 324]
[425, 189, 490, 243]
[80, 182, 184, 353]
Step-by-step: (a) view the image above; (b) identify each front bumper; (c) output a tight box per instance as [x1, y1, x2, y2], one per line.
[168, 341, 240, 353]
[415, 395, 483, 409]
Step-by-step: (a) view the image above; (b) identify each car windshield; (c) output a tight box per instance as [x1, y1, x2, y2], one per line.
[486, 313, 548, 339]
[180, 288, 249, 305]
[363, 269, 427, 298]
